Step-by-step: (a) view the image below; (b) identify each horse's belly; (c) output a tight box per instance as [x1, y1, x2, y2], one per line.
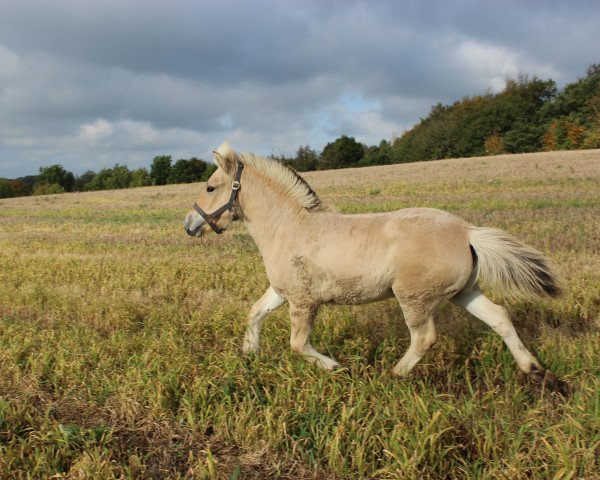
[327, 285, 394, 305]
[275, 254, 394, 306]
[319, 274, 394, 305]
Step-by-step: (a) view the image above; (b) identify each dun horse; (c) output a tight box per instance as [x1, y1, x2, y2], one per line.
[184, 143, 567, 393]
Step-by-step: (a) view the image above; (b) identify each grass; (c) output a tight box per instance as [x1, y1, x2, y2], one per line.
[1, 149, 599, 479]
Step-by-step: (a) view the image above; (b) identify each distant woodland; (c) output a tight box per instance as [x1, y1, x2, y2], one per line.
[2, 64, 599, 199]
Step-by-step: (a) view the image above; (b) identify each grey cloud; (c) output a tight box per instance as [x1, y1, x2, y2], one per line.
[1, 0, 599, 178]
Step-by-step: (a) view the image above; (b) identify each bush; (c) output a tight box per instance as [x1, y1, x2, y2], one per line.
[32, 183, 65, 196]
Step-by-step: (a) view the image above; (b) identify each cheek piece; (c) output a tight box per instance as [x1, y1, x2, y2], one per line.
[192, 164, 244, 234]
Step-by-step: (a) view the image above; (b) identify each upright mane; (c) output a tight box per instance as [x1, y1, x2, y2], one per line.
[236, 151, 328, 212]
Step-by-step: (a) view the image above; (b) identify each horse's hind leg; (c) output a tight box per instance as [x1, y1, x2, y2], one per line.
[289, 302, 340, 370]
[242, 286, 286, 354]
[450, 285, 542, 375]
[450, 285, 571, 395]
[393, 302, 438, 377]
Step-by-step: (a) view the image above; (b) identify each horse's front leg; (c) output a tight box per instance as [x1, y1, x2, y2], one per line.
[289, 302, 340, 370]
[242, 286, 287, 354]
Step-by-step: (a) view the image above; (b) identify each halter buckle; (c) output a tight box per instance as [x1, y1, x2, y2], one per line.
[231, 181, 241, 190]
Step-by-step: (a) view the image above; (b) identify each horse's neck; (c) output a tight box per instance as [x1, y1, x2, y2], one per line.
[240, 175, 307, 256]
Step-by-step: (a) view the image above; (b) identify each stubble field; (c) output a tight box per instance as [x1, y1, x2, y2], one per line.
[1, 149, 599, 479]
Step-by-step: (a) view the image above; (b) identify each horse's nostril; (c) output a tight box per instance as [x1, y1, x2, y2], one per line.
[185, 225, 202, 237]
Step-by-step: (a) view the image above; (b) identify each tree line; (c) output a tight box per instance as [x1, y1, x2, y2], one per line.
[391, 64, 600, 162]
[1, 63, 599, 199]
[0, 156, 218, 198]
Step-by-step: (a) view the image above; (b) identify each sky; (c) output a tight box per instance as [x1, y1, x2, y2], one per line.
[1, 0, 599, 178]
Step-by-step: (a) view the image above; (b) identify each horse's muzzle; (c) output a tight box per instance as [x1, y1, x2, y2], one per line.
[184, 211, 204, 237]
[185, 225, 202, 237]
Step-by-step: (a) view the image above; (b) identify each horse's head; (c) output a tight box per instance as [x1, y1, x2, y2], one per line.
[184, 142, 243, 237]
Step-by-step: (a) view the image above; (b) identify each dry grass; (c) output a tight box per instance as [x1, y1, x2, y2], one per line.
[1, 149, 599, 479]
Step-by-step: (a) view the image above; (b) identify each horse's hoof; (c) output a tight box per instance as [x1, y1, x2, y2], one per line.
[325, 361, 342, 371]
[555, 378, 572, 397]
[242, 342, 260, 355]
[528, 366, 571, 397]
[330, 365, 349, 375]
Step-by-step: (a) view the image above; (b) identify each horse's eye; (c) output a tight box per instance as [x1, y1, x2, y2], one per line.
[206, 185, 215, 193]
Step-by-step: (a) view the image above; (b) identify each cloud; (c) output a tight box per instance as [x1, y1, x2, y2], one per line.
[1, 0, 599, 178]
[453, 39, 560, 92]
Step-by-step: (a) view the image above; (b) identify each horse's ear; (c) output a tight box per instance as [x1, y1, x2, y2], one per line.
[213, 141, 238, 176]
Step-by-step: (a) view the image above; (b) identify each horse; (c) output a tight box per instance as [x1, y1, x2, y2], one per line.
[184, 142, 568, 394]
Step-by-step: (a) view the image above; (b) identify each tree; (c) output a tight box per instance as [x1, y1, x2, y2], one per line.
[188, 158, 208, 182]
[391, 75, 558, 161]
[538, 63, 600, 151]
[15, 176, 37, 194]
[85, 171, 107, 191]
[74, 170, 97, 191]
[582, 126, 600, 149]
[105, 165, 132, 189]
[85, 164, 132, 191]
[201, 163, 217, 181]
[36, 164, 75, 192]
[504, 121, 546, 153]
[150, 155, 172, 185]
[484, 133, 505, 155]
[0, 179, 15, 198]
[8, 180, 30, 197]
[293, 145, 318, 171]
[392, 101, 464, 162]
[129, 168, 151, 188]
[359, 140, 393, 166]
[540, 64, 599, 123]
[318, 135, 364, 170]
[0, 179, 31, 198]
[168, 158, 207, 184]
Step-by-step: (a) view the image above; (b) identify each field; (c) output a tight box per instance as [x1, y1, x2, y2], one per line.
[1, 149, 599, 479]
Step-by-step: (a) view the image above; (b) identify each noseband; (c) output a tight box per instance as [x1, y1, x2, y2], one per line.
[192, 164, 244, 234]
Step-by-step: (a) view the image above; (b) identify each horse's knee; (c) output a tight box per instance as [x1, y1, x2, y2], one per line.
[248, 287, 286, 325]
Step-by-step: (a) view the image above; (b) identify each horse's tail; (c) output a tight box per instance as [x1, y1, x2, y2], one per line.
[468, 227, 561, 299]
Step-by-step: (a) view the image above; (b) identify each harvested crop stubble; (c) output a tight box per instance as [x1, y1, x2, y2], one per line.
[0, 149, 599, 479]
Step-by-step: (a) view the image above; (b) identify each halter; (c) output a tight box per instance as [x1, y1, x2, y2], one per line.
[192, 164, 244, 234]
